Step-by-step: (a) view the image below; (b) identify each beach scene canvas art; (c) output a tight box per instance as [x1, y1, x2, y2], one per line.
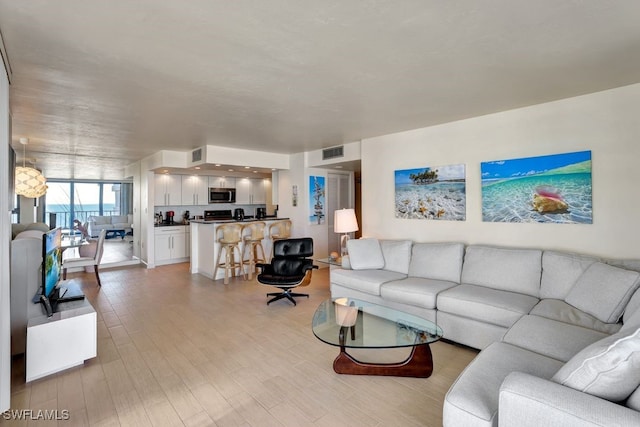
[395, 164, 466, 221]
[481, 150, 592, 223]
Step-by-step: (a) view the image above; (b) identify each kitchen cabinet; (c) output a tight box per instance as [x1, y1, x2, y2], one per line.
[154, 174, 182, 206]
[209, 176, 236, 188]
[236, 178, 267, 204]
[181, 175, 208, 206]
[155, 226, 188, 265]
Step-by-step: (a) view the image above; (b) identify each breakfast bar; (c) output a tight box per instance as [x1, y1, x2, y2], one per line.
[190, 218, 289, 281]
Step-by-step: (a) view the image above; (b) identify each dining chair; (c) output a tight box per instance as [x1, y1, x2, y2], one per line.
[62, 229, 106, 286]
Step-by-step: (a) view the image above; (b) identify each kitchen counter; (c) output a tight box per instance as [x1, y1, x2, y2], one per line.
[154, 222, 190, 227]
[190, 217, 288, 224]
[189, 218, 290, 281]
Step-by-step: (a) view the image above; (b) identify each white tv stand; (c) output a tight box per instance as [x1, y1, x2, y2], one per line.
[26, 298, 97, 382]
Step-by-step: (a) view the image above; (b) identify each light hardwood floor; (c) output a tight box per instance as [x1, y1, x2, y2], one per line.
[3, 264, 478, 426]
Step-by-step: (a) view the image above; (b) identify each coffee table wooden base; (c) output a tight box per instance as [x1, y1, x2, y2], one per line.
[332, 343, 434, 378]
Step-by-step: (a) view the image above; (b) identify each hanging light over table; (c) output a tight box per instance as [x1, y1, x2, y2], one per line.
[15, 137, 47, 198]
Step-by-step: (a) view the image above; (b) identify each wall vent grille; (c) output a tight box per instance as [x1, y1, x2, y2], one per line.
[191, 148, 202, 163]
[322, 146, 344, 160]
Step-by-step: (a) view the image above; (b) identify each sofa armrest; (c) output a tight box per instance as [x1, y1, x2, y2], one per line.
[499, 372, 640, 427]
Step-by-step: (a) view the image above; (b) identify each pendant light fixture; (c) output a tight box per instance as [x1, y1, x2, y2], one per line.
[15, 137, 47, 198]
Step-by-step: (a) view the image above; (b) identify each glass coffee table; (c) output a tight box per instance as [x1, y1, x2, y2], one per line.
[312, 298, 443, 377]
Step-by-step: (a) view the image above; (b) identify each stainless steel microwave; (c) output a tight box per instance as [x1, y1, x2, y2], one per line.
[209, 187, 236, 203]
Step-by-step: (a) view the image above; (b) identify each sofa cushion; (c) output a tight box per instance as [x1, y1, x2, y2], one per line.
[91, 216, 111, 225]
[437, 284, 539, 328]
[408, 242, 464, 283]
[330, 268, 406, 296]
[346, 238, 385, 270]
[607, 258, 640, 274]
[565, 262, 640, 324]
[540, 251, 598, 300]
[380, 240, 412, 274]
[380, 278, 457, 310]
[444, 342, 563, 427]
[461, 246, 542, 297]
[503, 315, 609, 362]
[552, 326, 640, 402]
[624, 287, 640, 326]
[530, 299, 621, 335]
[627, 385, 640, 411]
[111, 215, 128, 224]
[622, 301, 640, 334]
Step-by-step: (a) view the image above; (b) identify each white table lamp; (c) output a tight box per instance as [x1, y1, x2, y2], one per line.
[334, 297, 358, 327]
[334, 208, 359, 257]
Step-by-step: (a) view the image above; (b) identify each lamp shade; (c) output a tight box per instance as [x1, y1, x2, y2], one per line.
[334, 208, 358, 233]
[15, 166, 47, 198]
[334, 298, 358, 327]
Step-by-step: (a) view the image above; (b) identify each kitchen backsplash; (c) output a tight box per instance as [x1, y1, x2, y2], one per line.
[154, 203, 271, 221]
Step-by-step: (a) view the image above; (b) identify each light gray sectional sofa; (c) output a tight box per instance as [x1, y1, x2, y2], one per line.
[329, 238, 640, 427]
[87, 214, 133, 237]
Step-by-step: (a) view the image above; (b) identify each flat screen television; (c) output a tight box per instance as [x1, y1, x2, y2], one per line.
[37, 227, 85, 310]
[42, 227, 62, 299]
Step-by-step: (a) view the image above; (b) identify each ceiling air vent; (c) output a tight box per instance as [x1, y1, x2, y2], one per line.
[322, 146, 344, 160]
[191, 148, 203, 163]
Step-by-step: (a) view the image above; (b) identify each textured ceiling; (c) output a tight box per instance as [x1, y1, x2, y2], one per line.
[1, 1, 640, 179]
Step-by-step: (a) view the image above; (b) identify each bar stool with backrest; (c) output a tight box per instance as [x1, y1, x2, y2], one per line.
[268, 220, 292, 260]
[213, 223, 243, 285]
[240, 221, 266, 280]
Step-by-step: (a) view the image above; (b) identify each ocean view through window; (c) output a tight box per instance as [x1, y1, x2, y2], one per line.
[45, 181, 132, 230]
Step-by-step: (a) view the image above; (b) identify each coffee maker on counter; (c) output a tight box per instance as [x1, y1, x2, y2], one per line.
[183, 210, 190, 224]
[233, 208, 245, 221]
[255, 207, 266, 219]
[164, 210, 175, 224]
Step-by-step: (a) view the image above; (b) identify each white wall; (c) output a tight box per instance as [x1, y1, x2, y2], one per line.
[362, 83, 640, 259]
[276, 154, 331, 259]
[0, 52, 11, 411]
[124, 161, 142, 260]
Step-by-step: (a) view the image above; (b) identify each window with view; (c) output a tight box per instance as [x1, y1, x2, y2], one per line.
[44, 181, 133, 230]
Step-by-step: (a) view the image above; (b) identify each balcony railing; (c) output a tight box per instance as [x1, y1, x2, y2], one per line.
[47, 210, 121, 229]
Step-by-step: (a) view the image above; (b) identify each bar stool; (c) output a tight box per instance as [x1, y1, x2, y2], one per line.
[213, 223, 243, 285]
[268, 220, 292, 260]
[240, 221, 267, 280]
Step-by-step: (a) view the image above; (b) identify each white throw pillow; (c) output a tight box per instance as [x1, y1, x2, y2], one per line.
[346, 238, 385, 270]
[92, 216, 110, 225]
[565, 262, 640, 324]
[552, 327, 640, 401]
[380, 240, 412, 274]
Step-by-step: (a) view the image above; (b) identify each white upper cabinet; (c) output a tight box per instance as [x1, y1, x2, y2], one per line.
[208, 176, 236, 189]
[181, 175, 208, 206]
[236, 178, 267, 204]
[154, 174, 182, 206]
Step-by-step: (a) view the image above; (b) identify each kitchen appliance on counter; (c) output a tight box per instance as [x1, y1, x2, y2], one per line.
[255, 207, 266, 219]
[234, 208, 245, 221]
[204, 209, 233, 221]
[183, 210, 190, 224]
[165, 211, 175, 224]
[209, 187, 236, 204]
